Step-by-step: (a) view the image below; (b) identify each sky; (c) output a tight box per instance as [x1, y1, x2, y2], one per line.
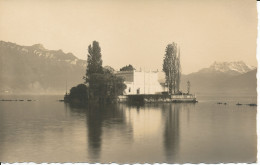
[0, 0, 257, 74]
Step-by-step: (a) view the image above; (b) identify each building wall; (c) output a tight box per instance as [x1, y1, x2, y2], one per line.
[116, 70, 163, 95]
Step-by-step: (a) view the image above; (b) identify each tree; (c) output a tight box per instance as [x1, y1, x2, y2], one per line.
[84, 41, 103, 83]
[176, 48, 181, 92]
[163, 42, 181, 94]
[103, 65, 115, 74]
[120, 64, 135, 71]
[88, 70, 126, 103]
[66, 41, 126, 104]
[64, 84, 89, 103]
[84, 41, 126, 103]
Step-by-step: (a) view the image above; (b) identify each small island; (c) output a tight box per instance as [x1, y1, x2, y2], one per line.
[64, 41, 197, 104]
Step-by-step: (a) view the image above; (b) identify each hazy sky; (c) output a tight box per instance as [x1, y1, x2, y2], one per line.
[0, 0, 257, 74]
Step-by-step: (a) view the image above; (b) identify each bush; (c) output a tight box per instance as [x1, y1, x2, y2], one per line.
[64, 84, 89, 103]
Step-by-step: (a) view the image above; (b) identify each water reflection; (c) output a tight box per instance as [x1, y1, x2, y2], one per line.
[0, 95, 256, 163]
[64, 101, 255, 163]
[66, 103, 132, 162]
[163, 104, 180, 162]
[160, 103, 197, 163]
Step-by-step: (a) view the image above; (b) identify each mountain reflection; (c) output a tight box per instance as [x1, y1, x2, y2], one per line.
[66, 103, 131, 162]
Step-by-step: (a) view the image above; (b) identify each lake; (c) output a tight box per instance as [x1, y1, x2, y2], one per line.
[0, 94, 257, 163]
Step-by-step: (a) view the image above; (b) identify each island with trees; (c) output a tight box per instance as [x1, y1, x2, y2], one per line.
[64, 41, 126, 104]
[64, 41, 197, 105]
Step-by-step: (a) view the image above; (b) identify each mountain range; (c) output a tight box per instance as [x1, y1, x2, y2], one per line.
[180, 65, 257, 94]
[0, 41, 86, 94]
[158, 61, 257, 94]
[198, 61, 256, 75]
[0, 41, 257, 94]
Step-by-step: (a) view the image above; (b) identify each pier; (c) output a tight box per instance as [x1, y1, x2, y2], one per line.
[118, 93, 197, 103]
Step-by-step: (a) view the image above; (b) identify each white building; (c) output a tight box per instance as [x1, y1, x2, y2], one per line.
[116, 70, 163, 95]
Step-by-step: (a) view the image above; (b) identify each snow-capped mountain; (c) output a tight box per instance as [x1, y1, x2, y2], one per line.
[199, 61, 256, 75]
[178, 61, 257, 94]
[158, 61, 257, 94]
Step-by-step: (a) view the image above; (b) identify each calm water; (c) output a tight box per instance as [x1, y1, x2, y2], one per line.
[0, 94, 257, 163]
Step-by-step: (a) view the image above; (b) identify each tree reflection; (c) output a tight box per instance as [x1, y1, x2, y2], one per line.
[66, 103, 131, 162]
[85, 104, 103, 161]
[163, 103, 181, 162]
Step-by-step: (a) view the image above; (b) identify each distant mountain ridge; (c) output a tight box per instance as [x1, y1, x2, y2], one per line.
[180, 69, 257, 94]
[0, 41, 86, 94]
[0, 41, 86, 67]
[198, 61, 256, 75]
[0, 41, 257, 94]
[159, 61, 257, 94]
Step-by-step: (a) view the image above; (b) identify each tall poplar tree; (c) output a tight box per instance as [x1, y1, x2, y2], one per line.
[163, 42, 181, 94]
[163, 44, 174, 94]
[66, 41, 126, 104]
[176, 47, 181, 93]
[85, 41, 103, 83]
[84, 41, 126, 103]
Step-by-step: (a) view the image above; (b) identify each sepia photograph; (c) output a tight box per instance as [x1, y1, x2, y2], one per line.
[0, 0, 258, 163]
